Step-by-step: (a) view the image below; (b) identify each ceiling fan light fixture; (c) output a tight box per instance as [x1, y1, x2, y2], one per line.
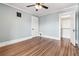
[35, 5, 42, 9]
[26, 3, 48, 11]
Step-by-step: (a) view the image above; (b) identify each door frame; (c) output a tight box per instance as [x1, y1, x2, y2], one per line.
[59, 10, 76, 46]
[31, 16, 39, 37]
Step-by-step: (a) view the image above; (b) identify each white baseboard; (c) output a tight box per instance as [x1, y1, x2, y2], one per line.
[75, 40, 78, 44]
[41, 35, 60, 40]
[0, 35, 59, 47]
[0, 36, 33, 47]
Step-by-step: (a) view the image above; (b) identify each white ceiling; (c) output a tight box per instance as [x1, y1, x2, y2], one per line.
[4, 3, 76, 16]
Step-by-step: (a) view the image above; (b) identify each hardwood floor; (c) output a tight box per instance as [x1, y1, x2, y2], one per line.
[0, 37, 79, 56]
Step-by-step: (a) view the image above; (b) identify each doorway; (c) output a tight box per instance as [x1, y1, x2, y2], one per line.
[31, 16, 39, 37]
[59, 11, 75, 46]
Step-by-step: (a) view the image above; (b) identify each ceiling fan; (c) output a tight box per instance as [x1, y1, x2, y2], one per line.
[26, 3, 48, 11]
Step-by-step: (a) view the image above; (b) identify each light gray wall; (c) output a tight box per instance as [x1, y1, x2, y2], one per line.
[78, 4, 79, 46]
[75, 4, 78, 44]
[75, 4, 79, 46]
[0, 3, 78, 43]
[39, 5, 77, 40]
[39, 13, 59, 38]
[0, 3, 32, 42]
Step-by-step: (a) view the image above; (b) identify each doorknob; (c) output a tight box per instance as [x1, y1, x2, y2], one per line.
[32, 28, 34, 30]
[72, 29, 75, 32]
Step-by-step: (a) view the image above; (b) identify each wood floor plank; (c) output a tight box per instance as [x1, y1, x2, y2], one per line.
[0, 37, 79, 56]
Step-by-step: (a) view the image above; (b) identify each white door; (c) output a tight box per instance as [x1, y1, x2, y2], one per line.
[31, 16, 39, 37]
[59, 11, 75, 45]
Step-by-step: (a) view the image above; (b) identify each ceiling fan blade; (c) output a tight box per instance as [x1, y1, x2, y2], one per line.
[26, 5, 35, 7]
[41, 5, 48, 9]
